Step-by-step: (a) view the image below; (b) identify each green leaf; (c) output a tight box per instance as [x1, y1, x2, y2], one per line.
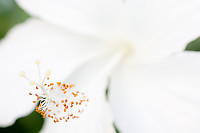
[113, 123, 121, 133]
[185, 37, 200, 51]
[0, 0, 30, 39]
[0, 109, 44, 133]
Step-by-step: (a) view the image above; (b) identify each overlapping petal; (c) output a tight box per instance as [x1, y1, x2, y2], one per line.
[16, 0, 200, 63]
[110, 51, 200, 133]
[16, 0, 123, 38]
[0, 18, 108, 127]
[124, 0, 200, 63]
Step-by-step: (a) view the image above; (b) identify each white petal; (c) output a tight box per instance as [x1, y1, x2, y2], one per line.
[110, 51, 200, 133]
[40, 79, 115, 133]
[124, 0, 200, 63]
[40, 43, 124, 132]
[63, 46, 126, 91]
[0, 18, 108, 127]
[16, 0, 122, 38]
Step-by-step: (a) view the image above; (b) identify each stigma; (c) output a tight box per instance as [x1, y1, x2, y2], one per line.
[20, 60, 88, 123]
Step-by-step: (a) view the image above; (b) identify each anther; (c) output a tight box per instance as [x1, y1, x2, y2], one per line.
[46, 70, 51, 76]
[57, 82, 61, 86]
[20, 72, 25, 77]
[30, 81, 34, 85]
[69, 84, 75, 88]
[35, 60, 40, 65]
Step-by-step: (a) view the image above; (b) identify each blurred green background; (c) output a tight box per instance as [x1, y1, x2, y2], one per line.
[0, 0, 29, 39]
[0, 0, 199, 133]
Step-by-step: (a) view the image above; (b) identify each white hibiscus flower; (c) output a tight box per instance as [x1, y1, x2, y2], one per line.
[0, 19, 115, 133]
[1, 0, 200, 133]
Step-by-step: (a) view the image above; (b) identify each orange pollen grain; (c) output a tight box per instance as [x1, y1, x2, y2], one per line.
[69, 84, 75, 88]
[65, 85, 68, 89]
[57, 82, 61, 86]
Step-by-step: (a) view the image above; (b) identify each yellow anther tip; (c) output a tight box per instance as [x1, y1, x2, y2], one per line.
[36, 60, 40, 65]
[30, 81, 35, 85]
[46, 70, 51, 76]
[20, 72, 25, 77]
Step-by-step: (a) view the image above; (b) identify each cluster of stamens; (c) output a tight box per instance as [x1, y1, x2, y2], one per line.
[20, 61, 88, 123]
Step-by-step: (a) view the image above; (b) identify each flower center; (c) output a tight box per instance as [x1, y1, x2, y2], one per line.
[20, 61, 88, 123]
